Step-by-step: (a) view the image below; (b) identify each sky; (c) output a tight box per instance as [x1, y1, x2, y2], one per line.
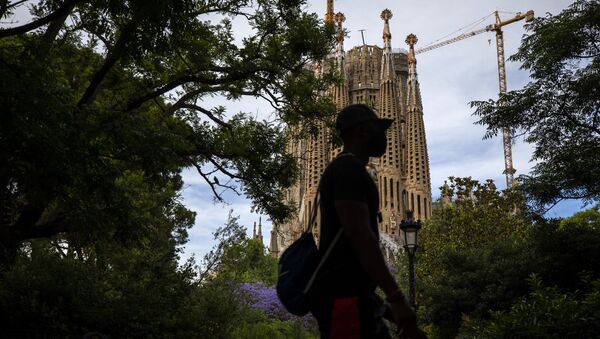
[180, 0, 582, 264]
[2, 0, 583, 264]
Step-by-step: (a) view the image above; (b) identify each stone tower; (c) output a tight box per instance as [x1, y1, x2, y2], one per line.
[271, 9, 432, 256]
[404, 34, 432, 221]
[376, 9, 404, 239]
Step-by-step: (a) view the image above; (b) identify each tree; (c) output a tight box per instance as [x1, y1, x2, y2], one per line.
[0, 0, 336, 268]
[199, 211, 277, 285]
[465, 275, 600, 339]
[412, 177, 530, 338]
[415, 178, 600, 338]
[471, 0, 600, 212]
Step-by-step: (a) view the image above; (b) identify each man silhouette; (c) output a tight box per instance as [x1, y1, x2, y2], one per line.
[309, 104, 424, 339]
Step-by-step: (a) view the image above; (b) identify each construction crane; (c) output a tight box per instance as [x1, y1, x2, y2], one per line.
[416, 10, 534, 188]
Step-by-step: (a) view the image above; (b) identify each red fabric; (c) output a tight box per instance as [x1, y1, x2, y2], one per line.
[330, 296, 361, 339]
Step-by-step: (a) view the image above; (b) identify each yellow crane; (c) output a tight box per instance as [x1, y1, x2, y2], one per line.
[416, 10, 534, 188]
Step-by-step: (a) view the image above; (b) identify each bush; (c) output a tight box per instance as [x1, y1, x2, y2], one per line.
[462, 275, 600, 338]
[230, 318, 318, 339]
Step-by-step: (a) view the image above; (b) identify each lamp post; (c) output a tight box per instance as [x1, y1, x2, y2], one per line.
[400, 210, 421, 310]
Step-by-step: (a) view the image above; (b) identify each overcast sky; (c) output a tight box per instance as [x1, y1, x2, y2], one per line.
[2, 0, 581, 263]
[180, 0, 585, 264]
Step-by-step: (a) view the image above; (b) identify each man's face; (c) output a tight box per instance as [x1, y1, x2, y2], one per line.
[364, 120, 389, 157]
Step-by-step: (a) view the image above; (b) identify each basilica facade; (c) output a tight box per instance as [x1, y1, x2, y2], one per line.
[270, 9, 431, 257]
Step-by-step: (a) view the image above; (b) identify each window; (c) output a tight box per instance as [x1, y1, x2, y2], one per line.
[384, 178, 387, 207]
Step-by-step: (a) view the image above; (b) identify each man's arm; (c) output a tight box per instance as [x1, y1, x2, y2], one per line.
[334, 200, 398, 296]
[336, 200, 424, 338]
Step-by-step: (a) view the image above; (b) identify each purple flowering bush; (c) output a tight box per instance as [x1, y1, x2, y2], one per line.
[238, 282, 318, 332]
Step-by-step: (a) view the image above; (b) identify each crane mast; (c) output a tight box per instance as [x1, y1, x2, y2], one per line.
[416, 10, 533, 188]
[494, 12, 514, 188]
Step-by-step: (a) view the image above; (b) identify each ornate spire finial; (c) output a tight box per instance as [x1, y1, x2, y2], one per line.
[334, 12, 346, 24]
[381, 9, 393, 49]
[380, 8, 393, 22]
[406, 33, 418, 65]
[334, 12, 345, 55]
[253, 221, 257, 238]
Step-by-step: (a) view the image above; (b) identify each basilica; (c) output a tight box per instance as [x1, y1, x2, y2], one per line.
[270, 8, 431, 257]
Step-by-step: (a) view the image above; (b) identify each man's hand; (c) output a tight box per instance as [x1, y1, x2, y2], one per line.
[388, 299, 427, 339]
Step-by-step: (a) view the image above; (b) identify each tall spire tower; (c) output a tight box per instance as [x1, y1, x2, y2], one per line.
[377, 9, 403, 236]
[332, 12, 349, 110]
[325, 0, 334, 23]
[404, 34, 432, 220]
[330, 12, 349, 159]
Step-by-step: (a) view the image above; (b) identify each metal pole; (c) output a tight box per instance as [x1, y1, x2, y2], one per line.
[408, 252, 416, 310]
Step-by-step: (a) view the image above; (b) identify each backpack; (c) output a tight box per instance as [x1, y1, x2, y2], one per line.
[276, 180, 344, 316]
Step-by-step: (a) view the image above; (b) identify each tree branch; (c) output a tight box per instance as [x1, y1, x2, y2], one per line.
[0, 0, 81, 38]
[42, 0, 79, 44]
[78, 21, 133, 108]
[191, 161, 224, 202]
[205, 155, 243, 180]
[22, 218, 69, 239]
[180, 104, 232, 129]
[127, 67, 269, 111]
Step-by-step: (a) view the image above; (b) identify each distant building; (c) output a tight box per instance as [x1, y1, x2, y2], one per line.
[252, 218, 263, 244]
[270, 9, 432, 257]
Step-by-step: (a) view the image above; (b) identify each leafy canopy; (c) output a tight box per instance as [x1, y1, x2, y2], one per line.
[0, 0, 336, 267]
[471, 0, 600, 212]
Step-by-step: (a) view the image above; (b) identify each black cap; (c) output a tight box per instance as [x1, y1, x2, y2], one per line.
[335, 104, 393, 133]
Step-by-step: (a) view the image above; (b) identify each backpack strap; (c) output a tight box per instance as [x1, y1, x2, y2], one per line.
[305, 152, 354, 234]
[302, 152, 355, 294]
[303, 227, 343, 294]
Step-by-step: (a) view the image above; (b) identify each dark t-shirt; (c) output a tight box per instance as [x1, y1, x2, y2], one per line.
[313, 152, 380, 297]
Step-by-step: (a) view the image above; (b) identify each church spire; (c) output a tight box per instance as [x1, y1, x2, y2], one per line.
[381, 9, 392, 50]
[330, 11, 349, 159]
[404, 33, 431, 220]
[377, 8, 404, 236]
[269, 224, 279, 257]
[405, 33, 422, 108]
[332, 11, 349, 110]
[380, 9, 394, 80]
[334, 12, 346, 66]
[325, 0, 334, 24]
[258, 217, 263, 241]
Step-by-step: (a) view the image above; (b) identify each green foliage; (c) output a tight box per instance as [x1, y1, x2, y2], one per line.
[412, 177, 531, 338]
[199, 212, 278, 285]
[0, 240, 200, 337]
[0, 0, 336, 269]
[471, 0, 600, 211]
[230, 318, 318, 339]
[217, 237, 279, 285]
[416, 177, 600, 338]
[422, 241, 537, 339]
[463, 275, 600, 339]
[418, 177, 528, 284]
[531, 207, 600, 290]
[1, 1, 336, 335]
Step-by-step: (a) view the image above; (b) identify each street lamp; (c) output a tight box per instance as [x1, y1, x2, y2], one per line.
[400, 210, 421, 309]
